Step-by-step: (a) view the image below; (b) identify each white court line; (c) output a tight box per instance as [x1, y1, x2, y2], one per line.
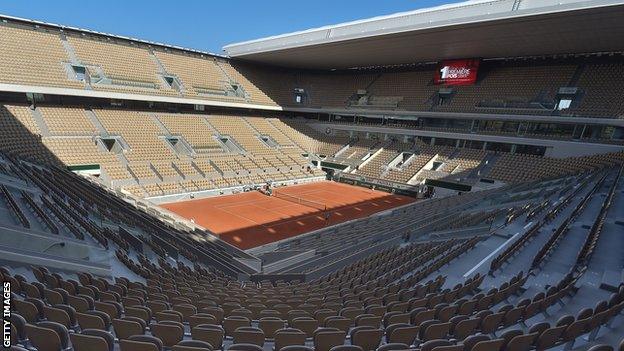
[463, 221, 533, 278]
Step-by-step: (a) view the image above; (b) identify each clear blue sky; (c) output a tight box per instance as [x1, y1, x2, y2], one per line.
[0, 0, 461, 54]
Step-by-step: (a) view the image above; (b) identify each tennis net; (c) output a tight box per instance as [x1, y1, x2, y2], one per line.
[272, 190, 327, 211]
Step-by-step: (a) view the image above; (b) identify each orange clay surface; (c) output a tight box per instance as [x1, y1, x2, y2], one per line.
[161, 181, 415, 249]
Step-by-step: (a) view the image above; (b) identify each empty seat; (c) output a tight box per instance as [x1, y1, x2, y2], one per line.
[504, 332, 538, 351]
[173, 303, 197, 321]
[279, 346, 314, 351]
[419, 339, 452, 351]
[43, 306, 72, 328]
[325, 316, 351, 333]
[329, 346, 363, 351]
[125, 306, 152, 323]
[350, 326, 383, 351]
[274, 328, 307, 351]
[314, 328, 346, 351]
[202, 307, 225, 323]
[452, 317, 479, 340]
[76, 311, 108, 330]
[376, 343, 410, 351]
[233, 326, 265, 346]
[422, 321, 451, 341]
[385, 323, 418, 345]
[354, 314, 381, 328]
[70, 329, 115, 351]
[258, 317, 285, 338]
[150, 321, 184, 347]
[291, 316, 318, 338]
[535, 326, 566, 350]
[471, 338, 505, 351]
[13, 299, 40, 322]
[228, 344, 264, 351]
[25, 321, 69, 351]
[173, 340, 214, 351]
[120, 335, 164, 351]
[113, 317, 146, 340]
[9, 313, 27, 344]
[224, 316, 251, 336]
[155, 310, 184, 323]
[587, 345, 614, 351]
[188, 313, 218, 329]
[461, 335, 491, 351]
[192, 324, 225, 350]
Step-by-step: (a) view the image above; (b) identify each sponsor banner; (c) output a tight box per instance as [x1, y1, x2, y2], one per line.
[434, 59, 480, 85]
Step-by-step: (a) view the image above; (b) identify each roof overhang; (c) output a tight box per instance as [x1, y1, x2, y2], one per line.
[224, 0, 624, 69]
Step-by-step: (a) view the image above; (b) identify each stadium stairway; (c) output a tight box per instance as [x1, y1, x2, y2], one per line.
[333, 142, 353, 158]
[241, 117, 263, 136]
[59, 32, 81, 66]
[84, 109, 109, 136]
[200, 116, 221, 135]
[151, 113, 173, 135]
[29, 107, 51, 137]
[476, 153, 501, 179]
[266, 119, 305, 150]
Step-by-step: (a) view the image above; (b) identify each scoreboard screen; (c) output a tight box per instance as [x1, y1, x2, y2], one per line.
[434, 59, 480, 85]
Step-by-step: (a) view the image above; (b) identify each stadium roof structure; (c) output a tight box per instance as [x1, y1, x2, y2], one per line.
[224, 0, 624, 69]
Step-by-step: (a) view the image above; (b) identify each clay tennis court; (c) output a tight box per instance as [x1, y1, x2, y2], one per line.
[161, 181, 415, 249]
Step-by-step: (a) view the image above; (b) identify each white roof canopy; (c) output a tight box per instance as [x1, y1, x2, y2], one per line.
[224, 0, 624, 69]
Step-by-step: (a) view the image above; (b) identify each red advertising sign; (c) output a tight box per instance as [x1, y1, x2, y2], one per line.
[434, 59, 480, 85]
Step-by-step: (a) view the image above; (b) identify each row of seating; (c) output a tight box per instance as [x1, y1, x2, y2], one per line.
[278, 196, 494, 273]
[0, 184, 30, 228]
[4, 155, 254, 276]
[6, 237, 622, 351]
[0, 20, 276, 106]
[330, 119, 620, 145]
[575, 165, 622, 266]
[4, 244, 454, 350]
[4, 234, 479, 349]
[19, 189, 59, 234]
[3, 18, 624, 119]
[35, 106, 319, 196]
[530, 171, 608, 269]
[489, 172, 595, 272]
[3, 147, 623, 350]
[286, 120, 623, 185]
[406, 287, 624, 351]
[250, 58, 624, 119]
